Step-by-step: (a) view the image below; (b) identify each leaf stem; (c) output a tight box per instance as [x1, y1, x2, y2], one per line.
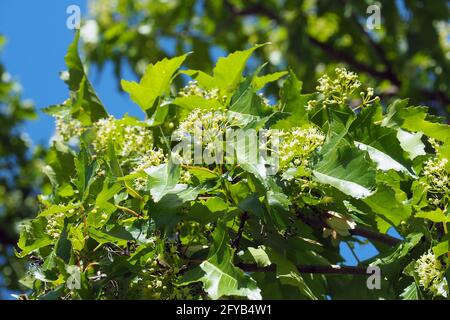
[115, 205, 143, 218]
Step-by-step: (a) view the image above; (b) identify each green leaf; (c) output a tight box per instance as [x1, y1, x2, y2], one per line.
[95, 183, 123, 214]
[64, 32, 107, 124]
[74, 147, 98, 202]
[229, 77, 265, 116]
[350, 105, 415, 176]
[400, 283, 421, 300]
[179, 224, 262, 300]
[88, 226, 133, 246]
[267, 249, 317, 300]
[312, 137, 376, 199]
[55, 222, 72, 264]
[248, 246, 271, 267]
[17, 218, 53, 257]
[212, 44, 266, 94]
[253, 71, 288, 90]
[171, 95, 224, 119]
[432, 240, 449, 257]
[383, 99, 450, 143]
[184, 44, 265, 95]
[121, 53, 189, 111]
[145, 161, 180, 202]
[377, 233, 422, 265]
[363, 184, 412, 227]
[415, 209, 450, 223]
[38, 203, 79, 217]
[273, 69, 309, 128]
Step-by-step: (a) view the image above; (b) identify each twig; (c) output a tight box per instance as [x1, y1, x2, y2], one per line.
[236, 262, 369, 275]
[115, 205, 143, 218]
[296, 209, 401, 246]
[233, 212, 249, 250]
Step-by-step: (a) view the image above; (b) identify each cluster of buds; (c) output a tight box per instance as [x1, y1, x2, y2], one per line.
[55, 113, 85, 142]
[179, 80, 221, 101]
[316, 67, 378, 108]
[416, 250, 448, 298]
[46, 212, 65, 239]
[93, 116, 153, 161]
[131, 149, 166, 191]
[421, 139, 449, 208]
[277, 126, 325, 171]
[316, 67, 361, 104]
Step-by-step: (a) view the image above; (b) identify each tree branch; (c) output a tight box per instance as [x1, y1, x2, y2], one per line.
[296, 209, 401, 246]
[233, 211, 249, 250]
[236, 262, 368, 275]
[0, 229, 18, 247]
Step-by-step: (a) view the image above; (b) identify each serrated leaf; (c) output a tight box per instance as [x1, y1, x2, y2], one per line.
[88, 226, 133, 246]
[253, 71, 288, 90]
[171, 95, 224, 119]
[178, 224, 262, 300]
[273, 69, 309, 128]
[121, 53, 189, 112]
[415, 209, 449, 223]
[17, 218, 53, 257]
[184, 44, 265, 95]
[74, 147, 98, 202]
[229, 77, 265, 116]
[267, 249, 317, 300]
[248, 246, 271, 267]
[363, 184, 412, 227]
[212, 44, 266, 94]
[350, 105, 415, 176]
[383, 99, 450, 143]
[64, 32, 107, 124]
[55, 222, 72, 264]
[400, 283, 421, 300]
[145, 162, 180, 202]
[312, 138, 376, 199]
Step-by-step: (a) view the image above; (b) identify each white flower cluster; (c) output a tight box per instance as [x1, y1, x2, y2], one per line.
[93, 116, 152, 160]
[131, 149, 166, 191]
[46, 212, 65, 239]
[174, 108, 227, 143]
[172, 109, 228, 165]
[92, 116, 117, 153]
[416, 250, 448, 298]
[276, 127, 325, 170]
[316, 67, 378, 107]
[422, 143, 449, 207]
[120, 125, 153, 158]
[179, 80, 220, 101]
[317, 67, 361, 103]
[55, 114, 85, 142]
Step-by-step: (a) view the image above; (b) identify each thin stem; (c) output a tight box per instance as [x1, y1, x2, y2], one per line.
[233, 212, 249, 250]
[115, 205, 143, 218]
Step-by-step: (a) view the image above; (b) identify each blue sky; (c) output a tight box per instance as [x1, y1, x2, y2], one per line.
[0, 0, 140, 146]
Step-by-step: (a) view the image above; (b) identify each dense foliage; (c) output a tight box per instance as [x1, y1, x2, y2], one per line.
[15, 33, 450, 300]
[82, 0, 450, 116]
[0, 35, 44, 297]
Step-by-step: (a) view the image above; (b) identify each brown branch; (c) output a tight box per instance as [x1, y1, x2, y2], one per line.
[296, 209, 401, 246]
[233, 212, 249, 250]
[0, 229, 18, 246]
[188, 259, 368, 275]
[349, 226, 401, 247]
[236, 262, 368, 275]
